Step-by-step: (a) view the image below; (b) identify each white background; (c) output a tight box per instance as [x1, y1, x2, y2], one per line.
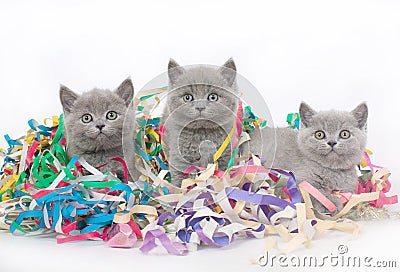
[0, 1, 400, 271]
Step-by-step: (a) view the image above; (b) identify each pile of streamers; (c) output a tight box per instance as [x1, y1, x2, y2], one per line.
[0, 87, 398, 258]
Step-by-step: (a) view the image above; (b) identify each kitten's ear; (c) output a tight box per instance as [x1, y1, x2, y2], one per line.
[60, 85, 78, 114]
[168, 58, 184, 83]
[218, 57, 237, 86]
[299, 102, 317, 128]
[351, 102, 368, 129]
[115, 78, 134, 107]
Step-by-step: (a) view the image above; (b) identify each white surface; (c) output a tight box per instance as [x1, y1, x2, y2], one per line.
[1, 0, 400, 271]
[1, 220, 400, 272]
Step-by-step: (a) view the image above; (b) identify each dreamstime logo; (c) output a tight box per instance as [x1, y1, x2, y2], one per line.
[337, 244, 348, 254]
[258, 245, 397, 269]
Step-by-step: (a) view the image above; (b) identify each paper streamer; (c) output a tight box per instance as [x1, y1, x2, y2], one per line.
[0, 87, 397, 260]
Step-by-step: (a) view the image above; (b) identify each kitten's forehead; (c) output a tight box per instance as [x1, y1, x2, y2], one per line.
[172, 66, 231, 88]
[74, 89, 125, 113]
[309, 110, 358, 131]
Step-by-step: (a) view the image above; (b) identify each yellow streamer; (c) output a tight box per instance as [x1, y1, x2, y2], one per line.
[0, 175, 18, 196]
[213, 126, 235, 163]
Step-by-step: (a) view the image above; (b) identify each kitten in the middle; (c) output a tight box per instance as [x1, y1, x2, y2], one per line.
[162, 58, 239, 186]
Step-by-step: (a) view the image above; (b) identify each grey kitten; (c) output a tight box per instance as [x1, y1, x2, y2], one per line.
[162, 58, 239, 186]
[248, 102, 368, 214]
[60, 78, 135, 181]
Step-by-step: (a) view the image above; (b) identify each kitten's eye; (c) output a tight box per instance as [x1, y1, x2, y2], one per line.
[81, 114, 93, 124]
[314, 130, 325, 140]
[182, 94, 194, 102]
[340, 130, 351, 139]
[106, 111, 118, 120]
[207, 93, 219, 102]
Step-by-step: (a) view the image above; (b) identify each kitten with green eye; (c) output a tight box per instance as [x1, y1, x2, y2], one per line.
[162, 58, 239, 186]
[60, 79, 135, 181]
[248, 102, 368, 214]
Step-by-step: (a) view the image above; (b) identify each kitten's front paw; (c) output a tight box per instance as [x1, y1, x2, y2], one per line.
[198, 140, 217, 166]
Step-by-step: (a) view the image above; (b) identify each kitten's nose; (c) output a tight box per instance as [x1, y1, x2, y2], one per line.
[196, 106, 205, 112]
[327, 141, 337, 147]
[96, 124, 105, 131]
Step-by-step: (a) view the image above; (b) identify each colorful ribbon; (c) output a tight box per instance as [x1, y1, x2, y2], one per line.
[0, 87, 397, 259]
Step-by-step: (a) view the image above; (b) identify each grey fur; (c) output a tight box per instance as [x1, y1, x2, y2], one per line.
[162, 58, 239, 186]
[60, 78, 135, 181]
[248, 102, 368, 214]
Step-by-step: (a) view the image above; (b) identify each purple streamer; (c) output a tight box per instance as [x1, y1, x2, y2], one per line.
[225, 188, 296, 209]
[272, 169, 301, 204]
[140, 229, 188, 256]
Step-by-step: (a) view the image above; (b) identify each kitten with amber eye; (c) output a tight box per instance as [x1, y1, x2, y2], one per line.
[60, 79, 135, 181]
[248, 102, 368, 214]
[162, 58, 239, 186]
